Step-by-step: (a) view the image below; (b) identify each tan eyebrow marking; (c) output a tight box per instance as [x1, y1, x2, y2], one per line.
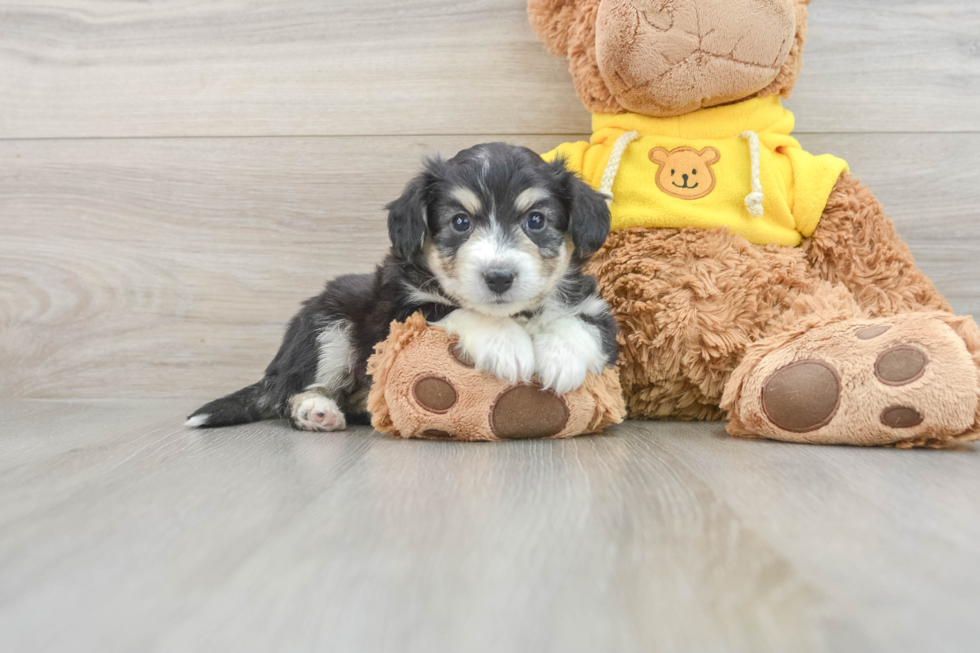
[449, 187, 481, 214]
[514, 187, 550, 212]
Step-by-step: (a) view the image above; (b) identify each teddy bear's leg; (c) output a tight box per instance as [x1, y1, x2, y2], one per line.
[587, 227, 817, 420]
[722, 175, 980, 446]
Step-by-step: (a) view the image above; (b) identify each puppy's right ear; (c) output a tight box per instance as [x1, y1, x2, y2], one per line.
[386, 159, 442, 260]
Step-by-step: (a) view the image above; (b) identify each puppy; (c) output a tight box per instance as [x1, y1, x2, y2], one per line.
[186, 143, 619, 432]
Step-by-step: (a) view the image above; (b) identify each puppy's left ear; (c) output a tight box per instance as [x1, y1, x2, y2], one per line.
[550, 157, 611, 256]
[386, 158, 443, 260]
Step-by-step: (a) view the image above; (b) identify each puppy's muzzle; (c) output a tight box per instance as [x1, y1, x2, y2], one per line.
[483, 269, 516, 295]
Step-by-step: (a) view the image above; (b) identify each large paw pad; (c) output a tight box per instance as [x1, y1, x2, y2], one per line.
[762, 360, 840, 433]
[490, 385, 569, 439]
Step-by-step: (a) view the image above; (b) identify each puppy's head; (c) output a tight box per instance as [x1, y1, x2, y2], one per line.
[387, 143, 610, 316]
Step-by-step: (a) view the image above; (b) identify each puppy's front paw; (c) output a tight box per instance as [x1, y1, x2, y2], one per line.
[528, 316, 606, 394]
[289, 391, 347, 432]
[472, 325, 535, 384]
[533, 334, 589, 395]
[438, 310, 535, 384]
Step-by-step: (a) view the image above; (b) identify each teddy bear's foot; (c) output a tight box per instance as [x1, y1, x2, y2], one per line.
[366, 313, 626, 441]
[725, 313, 980, 447]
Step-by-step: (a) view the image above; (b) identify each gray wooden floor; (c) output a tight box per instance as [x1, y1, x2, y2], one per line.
[2, 401, 980, 653]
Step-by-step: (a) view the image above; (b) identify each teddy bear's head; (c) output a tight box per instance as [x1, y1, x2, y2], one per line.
[529, 0, 811, 117]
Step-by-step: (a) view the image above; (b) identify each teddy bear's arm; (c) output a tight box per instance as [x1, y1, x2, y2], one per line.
[802, 173, 952, 318]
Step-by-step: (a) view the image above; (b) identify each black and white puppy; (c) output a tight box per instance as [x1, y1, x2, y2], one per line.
[186, 143, 618, 432]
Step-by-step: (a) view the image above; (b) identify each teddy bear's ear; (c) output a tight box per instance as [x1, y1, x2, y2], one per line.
[699, 147, 721, 166]
[528, 0, 623, 114]
[756, 0, 811, 100]
[528, 0, 579, 57]
[649, 148, 669, 165]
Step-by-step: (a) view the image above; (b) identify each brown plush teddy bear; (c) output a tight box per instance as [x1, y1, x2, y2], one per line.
[529, 0, 980, 447]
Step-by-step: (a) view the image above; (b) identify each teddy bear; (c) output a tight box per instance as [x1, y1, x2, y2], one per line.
[527, 0, 980, 447]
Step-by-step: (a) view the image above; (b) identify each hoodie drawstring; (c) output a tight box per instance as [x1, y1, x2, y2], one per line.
[739, 130, 764, 217]
[598, 131, 640, 206]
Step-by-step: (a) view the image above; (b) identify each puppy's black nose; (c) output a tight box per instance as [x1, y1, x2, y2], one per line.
[682, 174, 689, 184]
[484, 270, 515, 294]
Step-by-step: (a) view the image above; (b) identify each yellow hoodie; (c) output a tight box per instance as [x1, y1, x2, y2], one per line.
[543, 96, 848, 247]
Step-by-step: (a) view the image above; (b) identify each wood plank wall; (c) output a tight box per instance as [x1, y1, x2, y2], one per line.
[2, 0, 979, 399]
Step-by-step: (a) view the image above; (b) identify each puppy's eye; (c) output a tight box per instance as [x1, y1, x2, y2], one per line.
[692, 169, 697, 175]
[451, 214, 471, 232]
[525, 212, 545, 231]
[671, 169, 675, 175]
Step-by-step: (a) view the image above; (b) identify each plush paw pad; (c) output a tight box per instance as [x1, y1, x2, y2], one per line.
[874, 346, 927, 386]
[734, 313, 978, 445]
[880, 405, 924, 429]
[413, 376, 458, 413]
[490, 385, 569, 439]
[289, 392, 346, 432]
[762, 360, 840, 433]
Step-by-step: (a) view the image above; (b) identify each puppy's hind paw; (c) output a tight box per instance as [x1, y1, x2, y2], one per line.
[289, 392, 347, 432]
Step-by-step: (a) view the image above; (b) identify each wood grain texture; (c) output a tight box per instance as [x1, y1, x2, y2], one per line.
[0, 0, 587, 139]
[644, 420, 980, 653]
[1, 401, 978, 652]
[3, 133, 979, 400]
[786, 0, 980, 133]
[1, 0, 978, 139]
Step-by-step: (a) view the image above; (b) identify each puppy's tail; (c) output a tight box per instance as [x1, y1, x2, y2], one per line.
[185, 382, 269, 428]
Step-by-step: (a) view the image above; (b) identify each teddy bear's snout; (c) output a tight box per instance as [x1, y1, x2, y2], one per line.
[595, 0, 798, 116]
